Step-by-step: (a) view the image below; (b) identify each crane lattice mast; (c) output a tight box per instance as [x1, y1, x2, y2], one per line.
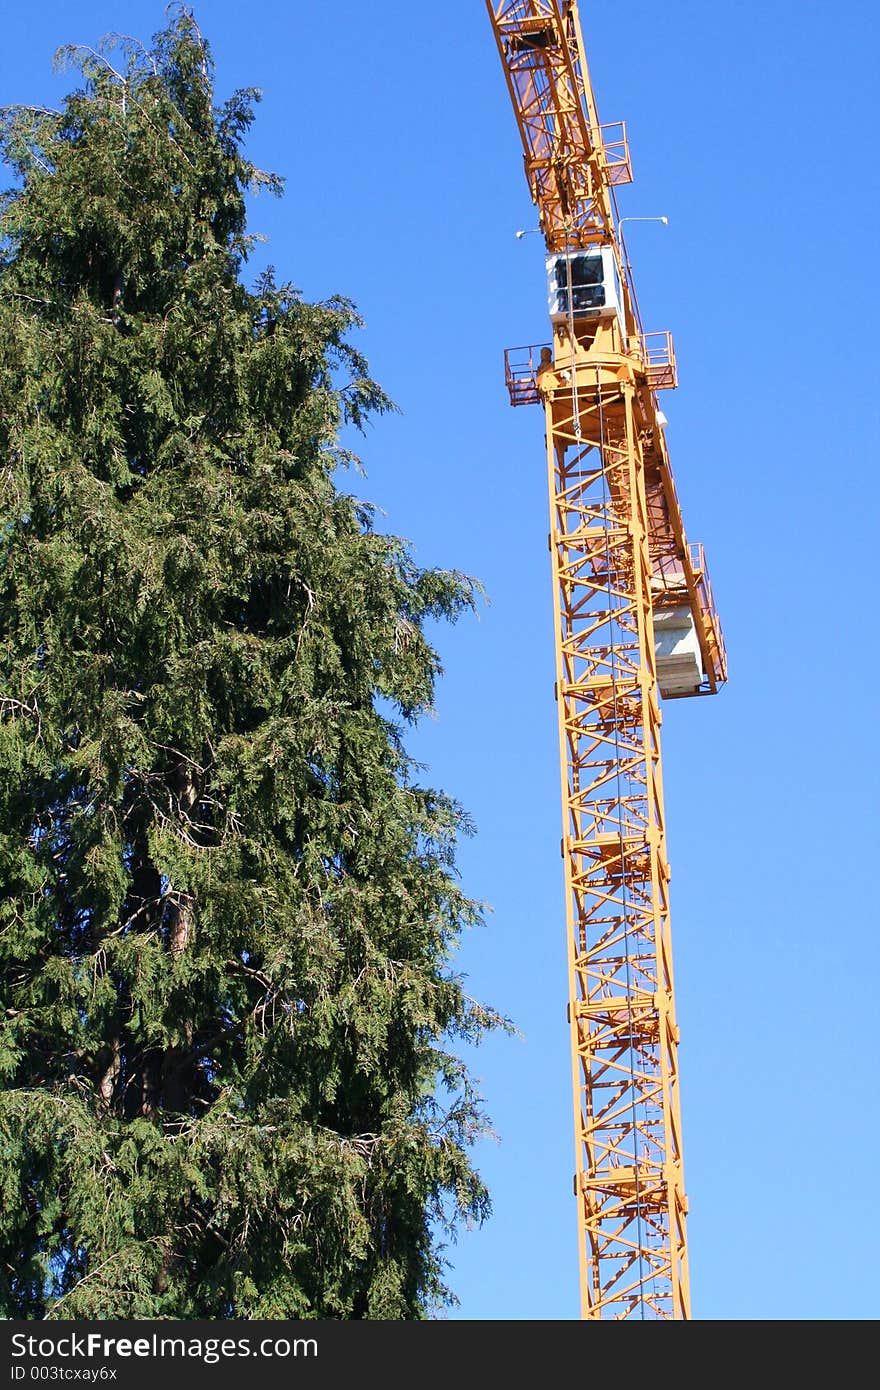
[485, 0, 727, 1320]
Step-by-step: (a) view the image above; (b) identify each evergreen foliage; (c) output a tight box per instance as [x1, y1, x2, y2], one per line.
[0, 8, 499, 1318]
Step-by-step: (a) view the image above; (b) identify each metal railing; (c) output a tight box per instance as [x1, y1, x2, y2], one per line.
[503, 343, 551, 406]
[639, 331, 677, 390]
[594, 121, 633, 186]
[689, 542, 728, 685]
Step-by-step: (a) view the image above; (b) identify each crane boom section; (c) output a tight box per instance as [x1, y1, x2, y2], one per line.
[488, 0, 726, 695]
[487, 0, 726, 1319]
[486, 0, 623, 251]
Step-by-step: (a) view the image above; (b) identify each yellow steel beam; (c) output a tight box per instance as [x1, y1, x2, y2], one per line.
[485, 0, 625, 250]
[487, 0, 726, 693]
[544, 359, 689, 1318]
[486, 0, 726, 1319]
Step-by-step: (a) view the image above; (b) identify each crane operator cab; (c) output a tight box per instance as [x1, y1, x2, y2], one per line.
[546, 246, 624, 338]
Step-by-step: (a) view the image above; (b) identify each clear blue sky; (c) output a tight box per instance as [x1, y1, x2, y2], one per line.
[3, 1, 878, 1321]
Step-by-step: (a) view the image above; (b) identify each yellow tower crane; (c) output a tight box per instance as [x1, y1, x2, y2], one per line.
[485, 0, 727, 1320]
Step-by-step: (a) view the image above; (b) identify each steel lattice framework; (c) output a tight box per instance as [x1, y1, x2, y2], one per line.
[547, 377, 687, 1319]
[486, 0, 726, 1319]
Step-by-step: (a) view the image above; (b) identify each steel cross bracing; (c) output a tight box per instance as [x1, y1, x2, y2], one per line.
[486, 0, 726, 1320]
[486, 0, 624, 250]
[546, 378, 688, 1319]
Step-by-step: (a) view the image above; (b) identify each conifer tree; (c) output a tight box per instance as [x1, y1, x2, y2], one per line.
[0, 9, 499, 1319]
